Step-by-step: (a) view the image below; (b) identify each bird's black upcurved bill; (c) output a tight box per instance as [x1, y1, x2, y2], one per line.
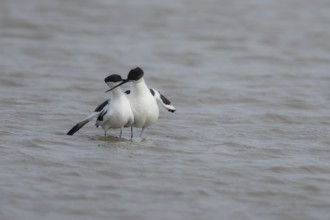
[105, 79, 129, 93]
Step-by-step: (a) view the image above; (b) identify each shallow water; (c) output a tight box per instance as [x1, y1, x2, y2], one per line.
[1, 0, 330, 219]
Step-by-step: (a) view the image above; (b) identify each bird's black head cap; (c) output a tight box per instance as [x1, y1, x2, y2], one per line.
[104, 74, 123, 83]
[127, 67, 144, 81]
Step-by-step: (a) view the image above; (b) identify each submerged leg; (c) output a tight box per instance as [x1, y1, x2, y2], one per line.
[140, 127, 145, 137]
[104, 129, 107, 137]
[119, 128, 122, 139]
[130, 126, 133, 140]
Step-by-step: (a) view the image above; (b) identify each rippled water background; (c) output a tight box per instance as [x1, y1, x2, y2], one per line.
[1, 0, 330, 219]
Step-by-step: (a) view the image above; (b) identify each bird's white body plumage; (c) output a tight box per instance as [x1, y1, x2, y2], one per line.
[128, 78, 159, 129]
[97, 82, 134, 134]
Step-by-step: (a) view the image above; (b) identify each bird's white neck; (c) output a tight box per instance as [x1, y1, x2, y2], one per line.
[130, 78, 149, 94]
[109, 82, 124, 97]
[111, 87, 123, 96]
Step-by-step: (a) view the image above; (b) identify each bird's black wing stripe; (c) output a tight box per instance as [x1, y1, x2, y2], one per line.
[160, 94, 171, 105]
[149, 89, 155, 96]
[94, 100, 109, 112]
[97, 110, 107, 122]
[67, 119, 89, 135]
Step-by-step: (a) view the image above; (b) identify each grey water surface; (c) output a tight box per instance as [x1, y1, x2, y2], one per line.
[1, 0, 330, 219]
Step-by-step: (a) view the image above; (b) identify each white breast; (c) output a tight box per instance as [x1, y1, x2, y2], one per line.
[128, 79, 159, 128]
[101, 91, 134, 130]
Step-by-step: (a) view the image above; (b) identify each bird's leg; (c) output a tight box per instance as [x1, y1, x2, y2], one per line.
[130, 126, 133, 141]
[104, 130, 107, 137]
[119, 128, 122, 139]
[140, 127, 145, 137]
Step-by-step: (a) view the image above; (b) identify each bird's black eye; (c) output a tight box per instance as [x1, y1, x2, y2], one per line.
[127, 67, 144, 81]
[104, 74, 122, 83]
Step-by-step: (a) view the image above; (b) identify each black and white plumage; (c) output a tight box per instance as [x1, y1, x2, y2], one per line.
[124, 89, 175, 113]
[66, 100, 109, 136]
[149, 89, 176, 113]
[106, 67, 176, 138]
[67, 74, 134, 138]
